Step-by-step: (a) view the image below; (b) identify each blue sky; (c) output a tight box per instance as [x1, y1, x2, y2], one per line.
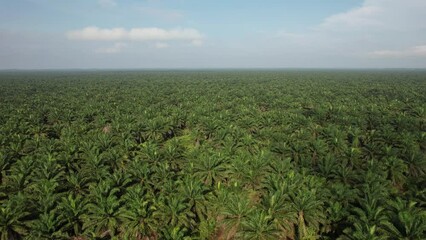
[0, 0, 425, 69]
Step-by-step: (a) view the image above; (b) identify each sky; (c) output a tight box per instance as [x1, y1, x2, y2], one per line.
[0, 0, 425, 69]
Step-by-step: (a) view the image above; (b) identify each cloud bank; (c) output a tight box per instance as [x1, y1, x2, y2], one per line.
[98, 0, 117, 8]
[370, 45, 426, 58]
[67, 27, 203, 43]
[154, 42, 170, 49]
[138, 7, 184, 21]
[271, 0, 426, 67]
[96, 42, 127, 54]
[317, 0, 426, 32]
[319, 5, 383, 30]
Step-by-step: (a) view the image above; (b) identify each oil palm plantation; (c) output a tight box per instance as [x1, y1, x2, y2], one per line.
[1, 70, 425, 239]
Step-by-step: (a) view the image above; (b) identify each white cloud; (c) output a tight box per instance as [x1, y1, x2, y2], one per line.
[154, 42, 169, 49]
[98, 0, 117, 8]
[370, 45, 426, 58]
[317, 0, 426, 32]
[273, 0, 426, 65]
[68, 27, 126, 41]
[191, 39, 203, 47]
[319, 5, 383, 30]
[139, 7, 184, 21]
[129, 28, 202, 41]
[67, 26, 203, 42]
[96, 42, 126, 54]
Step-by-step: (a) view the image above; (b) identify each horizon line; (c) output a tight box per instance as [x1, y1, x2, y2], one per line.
[1, 67, 426, 72]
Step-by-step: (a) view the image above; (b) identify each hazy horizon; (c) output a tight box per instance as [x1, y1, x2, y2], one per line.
[1, 0, 425, 69]
[2, 68, 426, 72]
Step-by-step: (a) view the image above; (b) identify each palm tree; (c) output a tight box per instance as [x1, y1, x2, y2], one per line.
[308, 138, 328, 166]
[326, 182, 357, 236]
[65, 169, 90, 195]
[0, 152, 10, 184]
[103, 147, 127, 172]
[192, 153, 228, 186]
[139, 141, 162, 163]
[79, 148, 110, 182]
[263, 171, 299, 194]
[29, 178, 59, 213]
[83, 181, 122, 238]
[0, 193, 30, 240]
[316, 154, 336, 180]
[31, 154, 64, 182]
[199, 117, 219, 140]
[240, 210, 280, 240]
[239, 132, 260, 154]
[179, 176, 209, 223]
[403, 151, 426, 178]
[160, 226, 189, 240]
[341, 223, 388, 240]
[145, 117, 169, 142]
[155, 195, 194, 230]
[57, 141, 80, 173]
[118, 185, 158, 239]
[261, 190, 297, 238]
[346, 146, 362, 168]
[288, 141, 306, 166]
[151, 162, 174, 192]
[322, 125, 347, 155]
[95, 132, 114, 152]
[398, 132, 418, 155]
[241, 151, 271, 190]
[344, 195, 388, 240]
[221, 192, 254, 239]
[227, 153, 249, 186]
[382, 198, 426, 239]
[325, 201, 347, 237]
[289, 189, 326, 239]
[267, 157, 292, 176]
[107, 170, 132, 194]
[127, 159, 151, 186]
[334, 158, 355, 185]
[383, 156, 408, 188]
[7, 134, 26, 160]
[163, 138, 185, 171]
[57, 193, 87, 238]
[347, 127, 363, 148]
[28, 210, 65, 239]
[3, 156, 34, 193]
